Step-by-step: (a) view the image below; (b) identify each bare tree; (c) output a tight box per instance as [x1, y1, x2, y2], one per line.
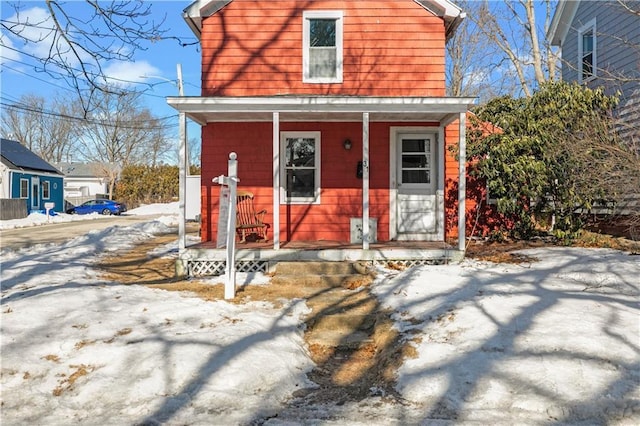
[1, 93, 81, 162]
[78, 90, 171, 198]
[447, 1, 482, 97]
[188, 136, 201, 171]
[467, 0, 559, 97]
[446, 1, 519, 101]
[0, 1, 192, 114]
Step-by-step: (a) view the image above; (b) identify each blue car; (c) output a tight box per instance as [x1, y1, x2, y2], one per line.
[66, 199, 127, 216]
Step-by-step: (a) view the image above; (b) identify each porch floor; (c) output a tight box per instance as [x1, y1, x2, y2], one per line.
[188, 239, 456, 251]
[179, 239, 464, 276]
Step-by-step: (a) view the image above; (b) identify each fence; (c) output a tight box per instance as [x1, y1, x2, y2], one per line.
[0, 199, 28, 220]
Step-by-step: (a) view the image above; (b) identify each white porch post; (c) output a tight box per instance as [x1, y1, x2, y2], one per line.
[177, 63, 187, 252]
[272, 112, 280, 250]
[362, 112, 370, 250]
[458, 112, 467, 251]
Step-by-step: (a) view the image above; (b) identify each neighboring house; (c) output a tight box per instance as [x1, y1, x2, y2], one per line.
[0, 138, 64, 214]
[548, 0, 640, 144]
[168, 0, 476, 276]
[54, 162, 109, 199]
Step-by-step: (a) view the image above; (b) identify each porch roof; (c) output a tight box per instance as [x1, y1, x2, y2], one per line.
[166, 95, 476, 125]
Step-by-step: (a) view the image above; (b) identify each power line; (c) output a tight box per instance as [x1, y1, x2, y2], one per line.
[1, 100, 179, 131]
[0, 52, 194, 100]
[0, 62, 77, 93]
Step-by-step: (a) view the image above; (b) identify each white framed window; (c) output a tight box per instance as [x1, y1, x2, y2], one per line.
[578, 19, 596, 83]
[42, 181, 50, 199]
[303, 11, 343, 83]
[280, 131, 321, 204]
[19, 178, 29, 198]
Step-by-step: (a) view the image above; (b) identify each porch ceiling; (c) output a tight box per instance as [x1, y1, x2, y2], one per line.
[166, 96, 476, 125]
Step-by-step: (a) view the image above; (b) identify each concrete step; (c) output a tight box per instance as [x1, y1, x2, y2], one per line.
[275, 261, 365, 276]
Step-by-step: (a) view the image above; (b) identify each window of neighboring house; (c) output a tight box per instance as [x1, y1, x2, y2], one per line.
[578, 19, 596, 83]
[42, 181, 50, 199]
[19, 179, 29, 198]
[303, 11, 343, 83]
[281, 131, 321, 204]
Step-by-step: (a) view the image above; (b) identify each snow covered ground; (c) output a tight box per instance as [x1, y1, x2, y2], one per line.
[1, 203, 639, 425]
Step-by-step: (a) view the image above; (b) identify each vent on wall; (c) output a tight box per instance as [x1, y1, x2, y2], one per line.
[350, 218, 378, 243]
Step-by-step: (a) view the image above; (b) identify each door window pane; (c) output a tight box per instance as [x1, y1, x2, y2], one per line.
[402, 154, 427, 168]
[402, 139, 427, 152]
[403, 170, 429, 184]
[400, 138, 431, 184]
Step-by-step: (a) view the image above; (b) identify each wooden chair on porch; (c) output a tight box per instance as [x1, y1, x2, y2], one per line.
[236, 190, 269, 243]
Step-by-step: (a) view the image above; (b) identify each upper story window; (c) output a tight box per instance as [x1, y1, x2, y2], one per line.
[303, 11, 343, 83]
[578, 19, 596, 83]
[281, 131, 321, 204]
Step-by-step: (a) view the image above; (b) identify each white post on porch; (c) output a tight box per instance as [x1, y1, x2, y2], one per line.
[177, 63, 187, 252]
[458, 112, 467, 252]
[272, 112, 280, 250]
[362, 112, 370, 250]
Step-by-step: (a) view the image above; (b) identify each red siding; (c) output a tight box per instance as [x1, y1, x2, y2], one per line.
[444, 122, 461, 242]
[200, 0, 446, 97]
[199, 119, 513, 244]
[202, 122, 465, 242]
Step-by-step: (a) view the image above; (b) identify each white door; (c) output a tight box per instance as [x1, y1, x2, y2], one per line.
[396, 133, 436, 238]
[31, 176, 40, 211]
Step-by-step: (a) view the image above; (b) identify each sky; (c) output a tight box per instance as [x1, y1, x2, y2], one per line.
[0, 1, 202, 145]
[1, 203, 639, 424]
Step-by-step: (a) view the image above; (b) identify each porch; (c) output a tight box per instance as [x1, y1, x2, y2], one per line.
[167, 95, 476, 277]
[180, 239, 463, 277]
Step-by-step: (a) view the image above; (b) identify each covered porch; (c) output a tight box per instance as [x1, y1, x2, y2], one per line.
[182, 239, 462, 276]
[167, 95, 475, 276]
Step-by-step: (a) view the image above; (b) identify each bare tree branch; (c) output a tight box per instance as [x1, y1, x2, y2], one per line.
[0, 1, 191, 115]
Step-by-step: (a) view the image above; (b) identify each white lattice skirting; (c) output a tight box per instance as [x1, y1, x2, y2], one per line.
[187, 260, 269, 277]
[186, 258, 445, 277]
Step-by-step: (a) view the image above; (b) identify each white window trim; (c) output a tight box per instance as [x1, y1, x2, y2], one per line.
[577, 18, 597, 83]
[302, 10, 343, 84]
[280, 131, 321, 204]
[42, 180, 50, 199]
[19, 178, 29, 198]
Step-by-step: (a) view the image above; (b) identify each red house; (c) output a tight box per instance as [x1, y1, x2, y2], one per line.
[169, 0, 476, 276]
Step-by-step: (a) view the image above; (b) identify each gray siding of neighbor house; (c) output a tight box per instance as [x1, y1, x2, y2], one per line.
[562, 1, 640, 95]
[561, 0, 640, 143]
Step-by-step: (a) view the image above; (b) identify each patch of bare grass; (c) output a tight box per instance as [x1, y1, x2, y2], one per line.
[147, 281, 225, 301]
[466, 231, 638, 264]
[53, 364, 95, 396]
[42, 354, 60, 363]
[74, 340, 96, 350]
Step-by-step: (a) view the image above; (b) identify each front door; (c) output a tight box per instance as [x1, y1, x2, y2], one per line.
[395, 133, 436, 238]
[31, 176, 40, 211]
